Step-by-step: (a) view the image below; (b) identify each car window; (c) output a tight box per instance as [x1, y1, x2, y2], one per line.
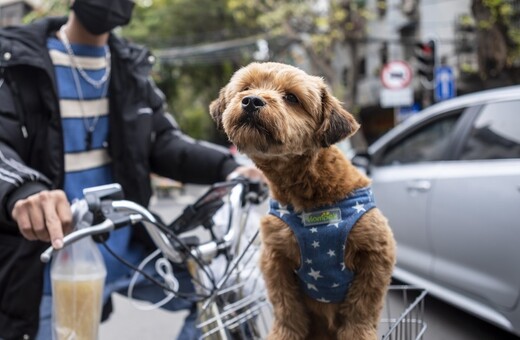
[377, 113, 461, 166]
[459, 100, 520, 160]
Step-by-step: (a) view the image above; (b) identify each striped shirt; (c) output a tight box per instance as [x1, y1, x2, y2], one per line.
[44, 37, 142, 296]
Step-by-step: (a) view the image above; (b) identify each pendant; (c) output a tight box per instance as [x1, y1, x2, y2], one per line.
[85, 130, 93, 151]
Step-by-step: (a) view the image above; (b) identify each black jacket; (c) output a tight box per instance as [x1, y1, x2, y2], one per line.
[0, 17, 238, 339]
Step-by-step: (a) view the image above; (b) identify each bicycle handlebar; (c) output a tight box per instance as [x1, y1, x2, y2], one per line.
[40, 178, 268, 265]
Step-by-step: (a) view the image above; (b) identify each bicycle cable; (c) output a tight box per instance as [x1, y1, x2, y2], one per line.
[100, 240, 212, 301]
[98, 180, 262, 303]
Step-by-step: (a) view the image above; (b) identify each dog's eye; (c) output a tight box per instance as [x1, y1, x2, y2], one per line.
[241, 87, 250, 92]
[284, 93, 299, 104]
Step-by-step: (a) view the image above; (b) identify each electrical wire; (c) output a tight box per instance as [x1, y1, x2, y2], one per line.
[126, 248, 177, 311]
[100, 240, 211, 301]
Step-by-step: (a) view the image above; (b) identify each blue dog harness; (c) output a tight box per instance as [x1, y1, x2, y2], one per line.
[268, 187, 376, 303]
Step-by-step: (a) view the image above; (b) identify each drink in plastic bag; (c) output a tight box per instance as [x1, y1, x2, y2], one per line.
[51, 200, 106, 340]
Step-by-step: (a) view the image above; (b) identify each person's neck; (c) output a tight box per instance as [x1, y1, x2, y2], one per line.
[60, 15, 109, 46]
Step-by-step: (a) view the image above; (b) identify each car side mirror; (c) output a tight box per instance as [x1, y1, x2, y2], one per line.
[351, 152, 371, 175]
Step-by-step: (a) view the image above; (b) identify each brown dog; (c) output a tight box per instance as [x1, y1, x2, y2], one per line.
[210, 62, 396, 340]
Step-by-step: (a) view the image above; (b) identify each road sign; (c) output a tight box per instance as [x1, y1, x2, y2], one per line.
[380, 87, 413, 108]
[434, 66, 456, 102]
[381, 61, 413, 90]
[396, 103, 421, 122]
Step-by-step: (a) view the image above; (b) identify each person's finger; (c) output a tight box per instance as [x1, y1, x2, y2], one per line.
[28, 198, 49, 242]
[56, 197, 73, 237]
[11, 203, 37, 241]
[42, 197, 63, 249]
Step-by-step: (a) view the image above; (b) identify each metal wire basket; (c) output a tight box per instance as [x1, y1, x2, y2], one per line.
[195, 228, 273, 339]
[195, 248, 428, 340]
[379, 285, 428, 340]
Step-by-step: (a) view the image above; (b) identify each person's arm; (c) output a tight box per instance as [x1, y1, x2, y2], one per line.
[0, 77, 71, 248]
[150, 114, 240, 183]
[145, 78, 261, 184]
[150, 107, 267, 184]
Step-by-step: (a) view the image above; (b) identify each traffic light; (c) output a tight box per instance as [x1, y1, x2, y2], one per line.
[415, 40, 436, 82]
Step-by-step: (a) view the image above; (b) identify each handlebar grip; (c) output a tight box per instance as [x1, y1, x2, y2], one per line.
[40, 219, 115, 263]
[239, 178, 269, 204]
[40, 214, 144, 263]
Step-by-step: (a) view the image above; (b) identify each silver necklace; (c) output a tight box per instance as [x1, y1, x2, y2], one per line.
[59, 26, 110, 150]
[59, 26, 111, 89]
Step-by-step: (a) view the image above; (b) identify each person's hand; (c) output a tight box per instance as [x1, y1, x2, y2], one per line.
[11, 190, 72, 249]
[227, 165, 267, 184]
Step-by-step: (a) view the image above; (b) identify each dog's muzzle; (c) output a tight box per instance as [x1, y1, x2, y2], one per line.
[241, 95, 265, 113]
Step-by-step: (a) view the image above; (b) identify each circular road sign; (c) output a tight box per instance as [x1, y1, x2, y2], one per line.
[381, 61, 413, 90]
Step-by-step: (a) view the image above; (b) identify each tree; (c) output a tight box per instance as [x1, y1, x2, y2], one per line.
[123, 0, 262, 143]
[22, 0, 68, 23]
[471, 0, 520, 86]
[227, 0, 369, 108]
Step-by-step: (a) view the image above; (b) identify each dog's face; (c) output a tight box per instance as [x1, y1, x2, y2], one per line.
[210, 62, 360, 156]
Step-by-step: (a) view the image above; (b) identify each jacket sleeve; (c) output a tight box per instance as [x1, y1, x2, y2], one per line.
[145, 78, 240, 184]
[0, 77, 52, 228]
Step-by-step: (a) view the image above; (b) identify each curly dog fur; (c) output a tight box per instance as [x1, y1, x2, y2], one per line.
[210, 62, 396, 340]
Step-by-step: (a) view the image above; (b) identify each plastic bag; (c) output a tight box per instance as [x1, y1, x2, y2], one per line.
[51, 200, 107, 340]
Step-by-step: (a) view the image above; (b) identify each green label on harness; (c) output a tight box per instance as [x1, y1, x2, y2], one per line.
[302, 208, 341, 226]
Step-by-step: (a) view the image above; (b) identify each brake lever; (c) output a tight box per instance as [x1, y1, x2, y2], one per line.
[40, 219, 115, 263]
[40, 212, 144, 263]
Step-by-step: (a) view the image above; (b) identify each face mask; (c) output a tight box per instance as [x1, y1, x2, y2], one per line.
[71, 0, 135, 35]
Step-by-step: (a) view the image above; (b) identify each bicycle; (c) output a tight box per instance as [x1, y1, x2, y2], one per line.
[41, 178, 427, 339]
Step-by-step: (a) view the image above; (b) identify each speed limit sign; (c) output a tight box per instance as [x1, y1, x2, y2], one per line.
[381, 61, 413, 90]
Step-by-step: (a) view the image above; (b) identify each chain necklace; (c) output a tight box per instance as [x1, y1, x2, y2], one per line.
[59, 25, 111, 89]
[59, 26, 110, 150]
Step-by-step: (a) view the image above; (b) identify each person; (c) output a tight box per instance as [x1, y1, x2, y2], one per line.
[0, 0, 264, 339]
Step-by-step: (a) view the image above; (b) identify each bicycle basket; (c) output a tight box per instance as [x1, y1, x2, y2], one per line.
[379, 285, 428, 340]
[193, 194, 272, 339]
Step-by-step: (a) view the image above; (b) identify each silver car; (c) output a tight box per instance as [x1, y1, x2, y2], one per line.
[354, 85, 520, 336]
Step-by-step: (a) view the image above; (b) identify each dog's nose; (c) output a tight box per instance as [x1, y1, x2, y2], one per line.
[241, 95, 265, 113]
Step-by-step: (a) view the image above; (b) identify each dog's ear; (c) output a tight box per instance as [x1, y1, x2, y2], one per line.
[317, 88, 360, 147]
[209, 87, 227, 130]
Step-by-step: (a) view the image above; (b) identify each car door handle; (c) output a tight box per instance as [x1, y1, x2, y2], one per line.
[406, 180, 431, 193]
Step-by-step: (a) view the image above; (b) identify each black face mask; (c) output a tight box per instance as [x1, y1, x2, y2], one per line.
[71, 0, 135, 35]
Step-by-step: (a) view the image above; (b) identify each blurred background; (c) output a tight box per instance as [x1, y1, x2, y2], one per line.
[2, 0, 518, 151]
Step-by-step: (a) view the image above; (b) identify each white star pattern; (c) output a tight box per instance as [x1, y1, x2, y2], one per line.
[308, 268, 323, 280]
[277, 205, 290, 217]
[272, 198, 363, 304]
[307, 283, 319, 291]
[353, 201, 366, 213]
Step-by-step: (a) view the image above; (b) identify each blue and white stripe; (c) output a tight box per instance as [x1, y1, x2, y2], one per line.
[47, 37, 112, 199]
